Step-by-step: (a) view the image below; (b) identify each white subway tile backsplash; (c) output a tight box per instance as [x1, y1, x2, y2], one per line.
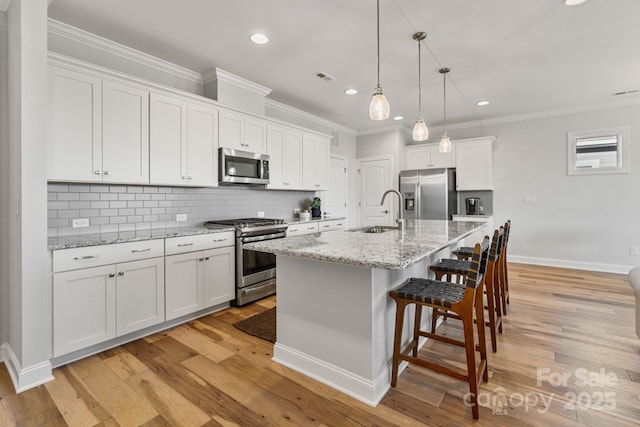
[48, 183, 313, 236]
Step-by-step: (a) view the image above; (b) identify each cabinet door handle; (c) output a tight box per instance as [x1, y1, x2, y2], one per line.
[118, 271, 124, 276]
[182, 176, 188, 180]
[104, 170, 111, 176]
[188, 176, 193, 180]
[204, 256, 210, 260]
[73, 255, 99, 260]
[94, 170, 101, 175]
[381, 210, 389, 214]
[177, 243, 194, 247]
[131, 248, 151, 253]
[198, 257, 204, 261]
[108, 273, 115, 278]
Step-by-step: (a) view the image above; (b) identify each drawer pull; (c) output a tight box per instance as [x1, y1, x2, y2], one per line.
[131, 248, 151, 253]
[118, 271, 124, 276]
[307, 226, 316, 230]
[213, 238, 227, 242]
[323, 225, 330, 228]
[73, 255, 99, 260]
[204, 256, 210, 260]
[177, 243, 194, 247]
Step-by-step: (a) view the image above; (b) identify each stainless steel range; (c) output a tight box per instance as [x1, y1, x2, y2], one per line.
[204, 218, 287, 306]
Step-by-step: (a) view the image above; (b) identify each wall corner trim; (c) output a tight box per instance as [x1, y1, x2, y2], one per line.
[0, 343, 54, 393]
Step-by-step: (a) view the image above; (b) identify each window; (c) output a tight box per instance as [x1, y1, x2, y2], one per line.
[567, 126, 630, 175]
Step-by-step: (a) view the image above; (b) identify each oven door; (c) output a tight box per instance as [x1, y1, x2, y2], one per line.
[239, 231, 285, 287]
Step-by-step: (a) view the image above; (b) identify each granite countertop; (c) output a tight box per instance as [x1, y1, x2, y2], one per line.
[48, 225, 235, 250]
[244, 219, 485, 270]
[286, 216, 347, 224]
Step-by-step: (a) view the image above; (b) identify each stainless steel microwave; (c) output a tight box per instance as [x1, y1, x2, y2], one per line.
[219, 148, 270, 185]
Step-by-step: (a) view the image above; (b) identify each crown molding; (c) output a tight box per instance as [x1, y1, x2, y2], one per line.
[448, 97, 640, 131]
[47, 18, 203, 85]
[265, 98, 357, 136]
[202, 67, 272, 97]
[357, 124, 411, 137]
[0, 0, 10, 12]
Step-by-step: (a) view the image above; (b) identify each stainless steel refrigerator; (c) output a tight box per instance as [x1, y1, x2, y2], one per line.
[400, 169, 457, 220]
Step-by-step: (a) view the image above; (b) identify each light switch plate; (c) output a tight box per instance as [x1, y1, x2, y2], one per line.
[176, 214, 187, 222]
[72, 218, 89, 228]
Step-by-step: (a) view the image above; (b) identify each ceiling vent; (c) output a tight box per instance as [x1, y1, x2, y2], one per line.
[314, 72, 335, 82]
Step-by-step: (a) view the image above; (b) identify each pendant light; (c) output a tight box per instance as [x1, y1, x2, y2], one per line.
[369, 0, 390, 120]
[438, 67, 452, 153]
[412, 32, 428, 141]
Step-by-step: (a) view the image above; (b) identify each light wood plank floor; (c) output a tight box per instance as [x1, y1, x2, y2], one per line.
[1, 263, 638, 426]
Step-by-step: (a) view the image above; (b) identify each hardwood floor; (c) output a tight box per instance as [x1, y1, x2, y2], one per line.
[1, 263, 638, 426]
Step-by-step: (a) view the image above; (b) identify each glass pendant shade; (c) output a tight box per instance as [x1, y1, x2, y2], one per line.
[412, 117, 429, 141]
[369, 87, 390, 120]
[439, 133, 452, 153]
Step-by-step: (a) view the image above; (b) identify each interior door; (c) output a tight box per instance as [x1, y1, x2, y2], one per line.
[321, 154, 348, 219]
[358, 156, 393, 226]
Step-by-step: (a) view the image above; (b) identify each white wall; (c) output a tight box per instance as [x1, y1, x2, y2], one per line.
[6, 0, 53, 390]
[445, 104, 640, 272]
[0, 10, 9, 346]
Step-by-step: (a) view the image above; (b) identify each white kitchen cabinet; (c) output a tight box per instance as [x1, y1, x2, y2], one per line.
[48, 65, 149, 183]
[266, 125, 303, 189]
[165, 233, 235, 320]
[405, 143, 456, 170]
[53, 265, 116, 357]
[302, 134, 330, 190]
[116, 257, 165, 336]
[102, 81, 150, 183]
[286, 222, 319, 236]
[52, 240, 165, 357]
[317, 219, 346, 232]
[219, 110, 266, 153]
[149, 94, 219, 187]
[455, 138, 494, 190]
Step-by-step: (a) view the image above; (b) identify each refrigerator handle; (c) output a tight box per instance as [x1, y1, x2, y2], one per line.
[415, 183, 420, 218]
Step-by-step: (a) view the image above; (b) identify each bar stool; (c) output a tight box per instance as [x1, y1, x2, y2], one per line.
[429, 228, 504, 352]
[455, 220, 511, 315]
[389, 238, 490, 420]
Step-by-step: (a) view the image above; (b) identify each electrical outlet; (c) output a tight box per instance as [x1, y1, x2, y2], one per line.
[72, 218, 90, 228]
[257, 211, 265, 218]
[176, 214, 187, 222]
[630, 247, 639, 256]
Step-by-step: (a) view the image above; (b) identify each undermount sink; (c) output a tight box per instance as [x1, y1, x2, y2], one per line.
[347, 225, 399, 234]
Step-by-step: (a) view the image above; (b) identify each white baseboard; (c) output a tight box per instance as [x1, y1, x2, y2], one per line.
[0, 343, 54, 393]
[273, 343, 389, 407]
[509, 255, 634, 275]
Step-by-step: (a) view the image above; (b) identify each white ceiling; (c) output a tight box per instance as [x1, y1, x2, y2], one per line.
[48, 0, 640, 134]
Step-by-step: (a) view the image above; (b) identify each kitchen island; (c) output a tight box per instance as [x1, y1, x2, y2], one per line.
[244, 219, 484, 406]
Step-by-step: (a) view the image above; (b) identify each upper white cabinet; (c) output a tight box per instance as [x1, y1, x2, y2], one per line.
[149, 94, 218, 187]
[48, 65, 149, 184]
[266, 124, 303, 190]
[455, 138, 494, 190]
[405, 143, 456, 170]
[219, 110, 266, 153]
[302, 134, 330, 190]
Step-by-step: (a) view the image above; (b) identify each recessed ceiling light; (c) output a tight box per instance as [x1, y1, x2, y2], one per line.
[393, 116, 403, 121]
[345, 89, 358, 95]
[476, 100, 490, 106]
[250, 33, 269, 45]
[564, 0, 589, 5]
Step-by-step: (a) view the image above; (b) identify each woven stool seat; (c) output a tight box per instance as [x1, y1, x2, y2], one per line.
[431, 258, 472, 275]
[453, 246, 474, 260]
[395, 278, 467, 308]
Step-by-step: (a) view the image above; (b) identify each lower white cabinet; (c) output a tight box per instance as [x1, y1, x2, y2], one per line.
[165, 241, 234, 320]
[317, 219, 346, 232]
[53, 257, 164, 357]
[286, 219, 346, 236]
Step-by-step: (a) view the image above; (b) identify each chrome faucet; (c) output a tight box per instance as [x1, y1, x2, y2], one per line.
[380, 189, 405, 232]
